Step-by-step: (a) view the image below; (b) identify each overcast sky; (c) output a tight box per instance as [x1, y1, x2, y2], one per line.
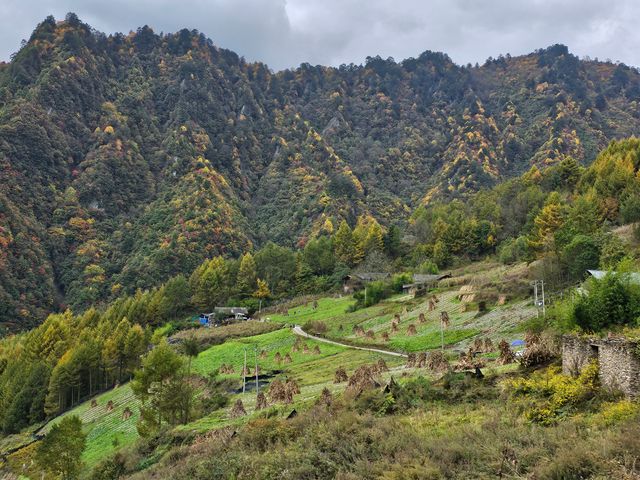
[1, 0, 638, 71]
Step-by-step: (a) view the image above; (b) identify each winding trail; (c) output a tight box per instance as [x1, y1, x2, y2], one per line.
[292, 325, 408, 358]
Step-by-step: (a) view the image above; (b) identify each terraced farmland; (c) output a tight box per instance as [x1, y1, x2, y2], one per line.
[268, 287, 537, 353]
[39, 385, 140, 468]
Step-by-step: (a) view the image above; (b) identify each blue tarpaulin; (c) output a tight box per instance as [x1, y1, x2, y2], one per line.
[511, 339, 525, 347]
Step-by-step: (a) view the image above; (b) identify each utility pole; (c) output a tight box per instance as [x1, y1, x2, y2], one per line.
[531, 280, 546, 318]
[254, 345, 259, 393]
[242, 348, 247, 394]
[440, 318, 444, 350]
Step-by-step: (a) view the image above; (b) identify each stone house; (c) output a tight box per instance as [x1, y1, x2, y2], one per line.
[562, 335, 640, 398]
[402, 273, 452, 297]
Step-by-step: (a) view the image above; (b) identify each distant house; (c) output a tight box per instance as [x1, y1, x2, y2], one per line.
[563, 335, 640, 398]
[343, 273, 390, 294]
[214, 307, 249, 320]
[199, 307, 249, 325]
[402, 273, 452, 297]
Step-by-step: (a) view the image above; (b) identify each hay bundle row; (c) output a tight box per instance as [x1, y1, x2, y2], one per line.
[406, 352, 417, 368]
[428, 295, 440, 311]
[497, 340, 516, 365]
[457, 285, 476, 303]
[455, 348, 486, 371]
[471, 337, 494, 354]
[286, 378, 300, 395]
[353, 326, 365, 337]
[382, 332, 390, 342]
[316, 387, 333, 407]
[259, 350, 267, 359]
[366, 330, 376, 340]
[519, 332, 554, 367]
[294, 336, 305, 347]
[419, 312, 427, 324]
[427, 350, 450, 373]
[268, 378, 299, 404]
[440, 311, 450, 328]
[416, 352, 427, 368]
[347, 364, 381, 395]
[405, 352, 425, 368]
[406, 324, 417, 336]
[231, 399, 246, 418]
[255, 391, 268, 410]
[334, 366, 348, 383]
[376, 358, 388, 372]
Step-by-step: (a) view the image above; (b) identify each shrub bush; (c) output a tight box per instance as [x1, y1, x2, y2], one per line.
[303, 320, 328, 335]
[507, 362, 599, 424]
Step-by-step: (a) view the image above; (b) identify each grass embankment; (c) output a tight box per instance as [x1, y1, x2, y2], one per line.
[171, 320, 282, 348]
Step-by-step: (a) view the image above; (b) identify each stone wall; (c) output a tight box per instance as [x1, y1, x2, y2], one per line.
[598, 340, 640, 398]
[561, 335, 596, 376]
[562, 335, 640, 398]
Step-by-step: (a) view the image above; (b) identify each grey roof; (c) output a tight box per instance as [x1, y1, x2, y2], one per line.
[350, 272, 390, 281]
[587, 270, 640, 284]
[213, 307, 249, 314]
[413, 273, 451, 284]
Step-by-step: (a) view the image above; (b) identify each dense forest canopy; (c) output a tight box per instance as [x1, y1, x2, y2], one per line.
[3, 14, 640, 328]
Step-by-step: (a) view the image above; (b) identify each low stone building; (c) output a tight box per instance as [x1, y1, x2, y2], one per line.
[402, 273, 452, 297]
[562, 335, 640, 398]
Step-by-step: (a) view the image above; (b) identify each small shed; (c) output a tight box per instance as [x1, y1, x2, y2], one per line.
[562, 335, 640, 398]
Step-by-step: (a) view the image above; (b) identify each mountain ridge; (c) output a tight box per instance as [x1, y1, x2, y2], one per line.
[2, 13, 640, 326]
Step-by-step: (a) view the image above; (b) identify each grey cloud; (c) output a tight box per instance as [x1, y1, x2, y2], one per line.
[1, 0, 639, 70]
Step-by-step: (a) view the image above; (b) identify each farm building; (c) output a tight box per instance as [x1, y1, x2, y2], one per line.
[200, 307, 249, 324]
[402, 273, 452, 297]
[343, 273, 390, 294]
[562, 335, 640, 398]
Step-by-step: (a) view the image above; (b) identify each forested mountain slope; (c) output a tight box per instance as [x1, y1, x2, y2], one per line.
[2, 14, 640, 326]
